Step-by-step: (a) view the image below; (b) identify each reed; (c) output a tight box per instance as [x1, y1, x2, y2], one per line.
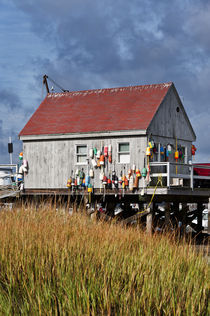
[0, 205, 208, 315]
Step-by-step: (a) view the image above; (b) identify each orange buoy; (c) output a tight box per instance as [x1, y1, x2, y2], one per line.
[136, 168, 141, 177]
[133, 176, 139, 188]
[175, 151, 179, 159]
[146, 147, 151, 156]
[100, 155, 105, 165]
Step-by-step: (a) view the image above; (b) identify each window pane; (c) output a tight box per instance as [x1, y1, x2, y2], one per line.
[77, 145, 87, 154]
[119, 143, 129, 152]
[77, 155, 87, 163]
[119, 153, 130, 163]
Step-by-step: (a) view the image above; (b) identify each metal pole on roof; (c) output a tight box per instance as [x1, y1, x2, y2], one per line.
[43, 74, 69, 93]
[8, 137, 13, 166]
[43, 75, 50, 94]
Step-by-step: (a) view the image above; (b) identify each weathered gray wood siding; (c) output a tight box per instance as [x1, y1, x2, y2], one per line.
[146, 85, 195, 175]
[147, 85, 196, 142]
[23, 136, 147, 189]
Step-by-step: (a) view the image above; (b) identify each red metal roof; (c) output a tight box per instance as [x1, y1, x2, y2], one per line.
[19, 82, 172, 136]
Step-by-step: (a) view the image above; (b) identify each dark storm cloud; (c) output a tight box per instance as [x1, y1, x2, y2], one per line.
[11, 0, 210, 161]
[0, 89, 22, 110]
[0, 90, 23, 162]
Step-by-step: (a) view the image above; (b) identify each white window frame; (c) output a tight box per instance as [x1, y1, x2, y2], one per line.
[118, 142, 130, 164]
[76, 144, 87, 165]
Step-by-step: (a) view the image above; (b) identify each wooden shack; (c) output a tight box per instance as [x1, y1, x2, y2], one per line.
[19, 82, 196, 191]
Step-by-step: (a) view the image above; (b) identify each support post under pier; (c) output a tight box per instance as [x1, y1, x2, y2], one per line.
[146, 202, 153, 234]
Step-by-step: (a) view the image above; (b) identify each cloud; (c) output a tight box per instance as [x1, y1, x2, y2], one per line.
[0, 90, 24, 163]
[6, 0, 210, 162]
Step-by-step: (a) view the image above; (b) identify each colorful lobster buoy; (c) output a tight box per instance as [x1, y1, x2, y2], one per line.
[129, 175, 134, 190]
[89, 169, 94, 178]
[149, 141, 154, 149]
[100, 155, 105, 166]
[91, 159, 97, 168]
[108, 145, 112, 163]
[141, 167, 147, 178]
[160, 146, 164, 155]
[85, 175, 90, 187]
[89, 148, 94, 159]
[167, 144, 172, 154]
[94, 147, 97, 155]
[77, 176, 81, 186]
[67, 178, 72, 188]
[175, 151, 179, 160]
[146, 147, 151, 156]
[124, 177, 129, 187]
[133, 175, 139, 188]
[118, 175, 122, 186]
[192, 144, 197, 155]
[107, 178, 112, 189]
[88, 183, 93, 193]
[136, 168, 141, 177]
[103, 176, 108, 185]
[104, 146, 108, 157]
[96, 150, 101, 159]
[128, 169, 132, 178]
[19, 152, 23, 160]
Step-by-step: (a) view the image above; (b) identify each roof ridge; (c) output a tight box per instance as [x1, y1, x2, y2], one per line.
[47, 82, 173, 98]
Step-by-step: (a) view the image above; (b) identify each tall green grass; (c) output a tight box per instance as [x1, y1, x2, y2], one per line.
[0, 205, 209, 315]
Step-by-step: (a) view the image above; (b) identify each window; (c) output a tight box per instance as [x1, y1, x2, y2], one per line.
[118, 142, 130, 163]
[76, 145, 87, 164]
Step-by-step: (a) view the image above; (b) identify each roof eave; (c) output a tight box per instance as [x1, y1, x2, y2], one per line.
[19, 129, 147, 141]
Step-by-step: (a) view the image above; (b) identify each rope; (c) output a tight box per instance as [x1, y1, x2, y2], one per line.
[137, 174, 163, 214]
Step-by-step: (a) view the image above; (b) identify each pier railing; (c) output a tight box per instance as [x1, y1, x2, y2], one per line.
[150, 162, 210, 190]
[0, 164, 19, 188]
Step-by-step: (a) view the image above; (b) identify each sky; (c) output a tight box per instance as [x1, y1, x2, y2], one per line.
[0, 0, 210, 164]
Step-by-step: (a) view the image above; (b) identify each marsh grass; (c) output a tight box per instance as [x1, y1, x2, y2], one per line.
[0, 204, 209, 315]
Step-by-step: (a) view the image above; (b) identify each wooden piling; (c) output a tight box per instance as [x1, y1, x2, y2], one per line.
[146, 202, 153, 234]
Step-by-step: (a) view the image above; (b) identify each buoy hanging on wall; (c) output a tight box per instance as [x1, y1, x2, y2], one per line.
[100, 155, 105, 165]
[146, 147, 151, 156]
[89, 148, 94, 159]
[160, 146, 164, 155]
[136, 168, 141, 177]
[88, 183, 93, 193]
[167, 144, 172, 154]
[89, 169, 94, 178]
[67, 178, 72, 188]
[91, 159, 97, 168]
[96, 150, 101, 159]
[175, 151, 179, 160]
[104, 146, 108, 157]
[192, 144, 197, 156]
[141, 167, 147, 178]
[108, 145, 112, 163]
